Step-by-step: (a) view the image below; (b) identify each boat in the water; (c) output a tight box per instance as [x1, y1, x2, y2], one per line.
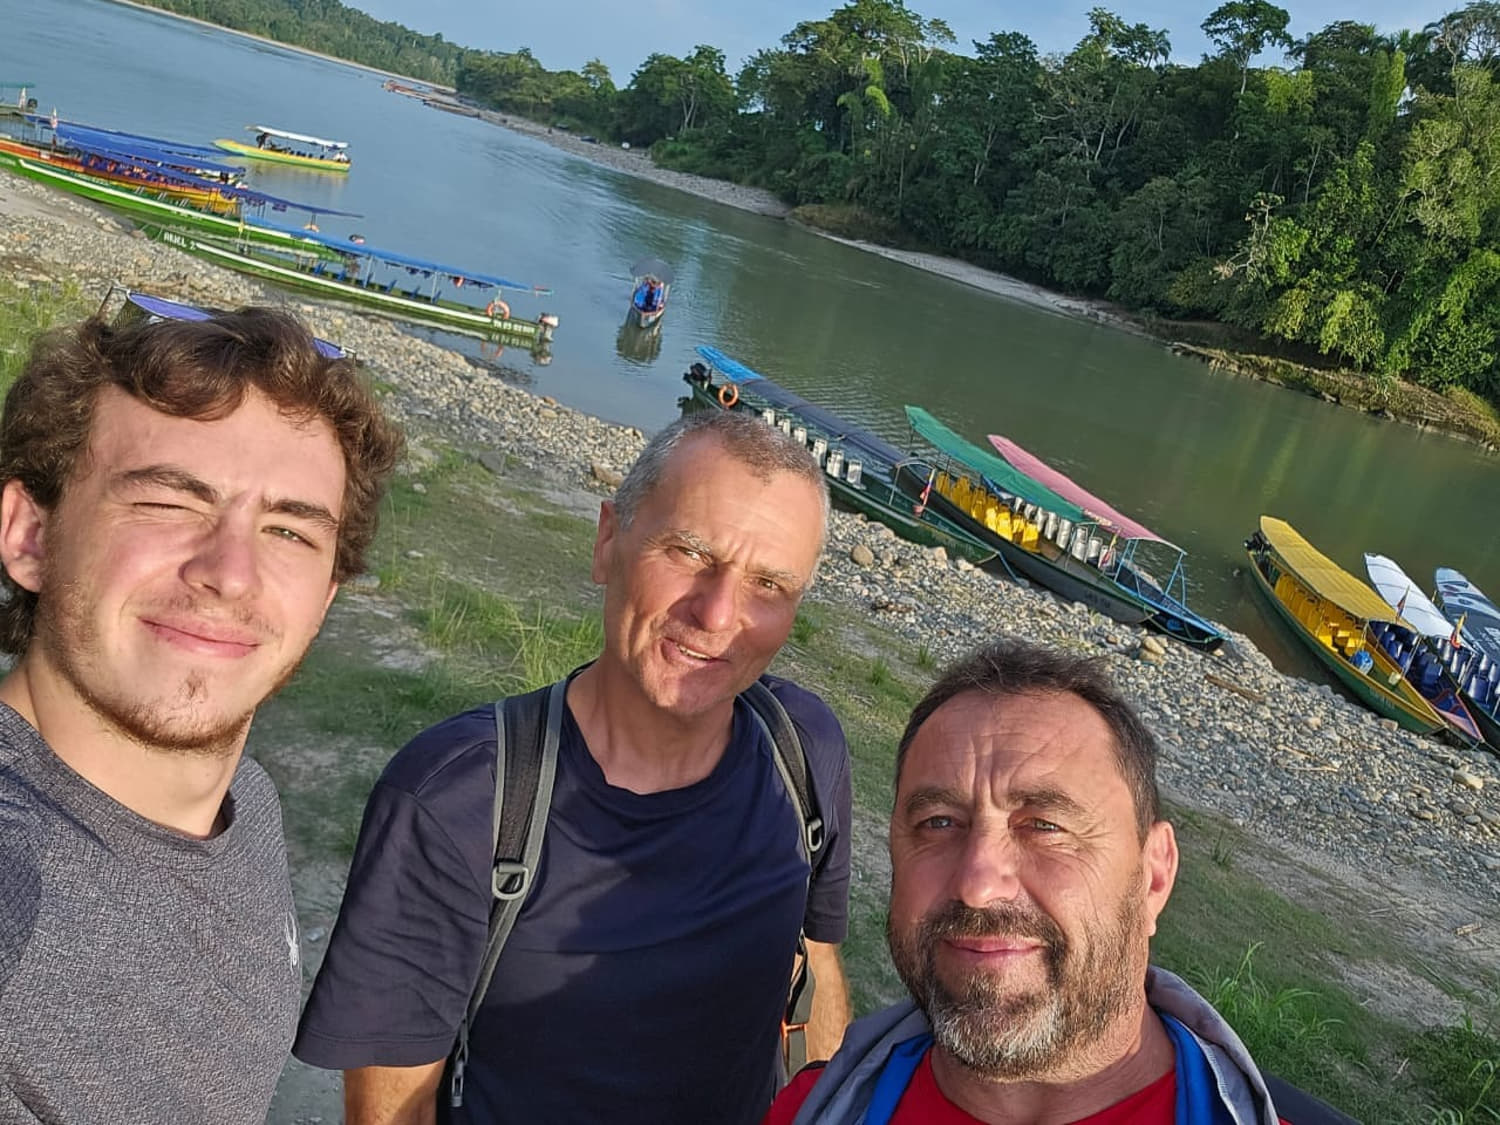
[0, 120, 251, 213]
[984, 433, 1224, 649]
[1362, 554, 1484, 746]
[1244, 518, 1445, 735]
[214, 126, 351, 173]
[1432, 567, 1500, 753]
[684, 347, 997, 566]
[147, 221, 559, 348]
[0, 144, 356, 255]
[898, 406, 1157, 627]
[628, 257, 672, 329]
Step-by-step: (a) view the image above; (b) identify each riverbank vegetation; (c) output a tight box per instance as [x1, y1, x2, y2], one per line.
[128, 0, 465, 84]
[459, 0, 1500, 410]
[131, 0, 1500, 415]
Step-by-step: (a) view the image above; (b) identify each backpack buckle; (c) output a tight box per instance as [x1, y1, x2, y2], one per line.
[493, 860, 532, 900]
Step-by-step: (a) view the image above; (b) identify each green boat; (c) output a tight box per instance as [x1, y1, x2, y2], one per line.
[683, 347, 997, 567]
[0, 154, 339, 255]
[899, 406, 1156, 625]
[148, 225, 559, 348]
[1245, 516, 1445, 734]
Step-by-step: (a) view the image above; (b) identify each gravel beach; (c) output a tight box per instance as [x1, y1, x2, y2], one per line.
[3, 167, 1497, 968]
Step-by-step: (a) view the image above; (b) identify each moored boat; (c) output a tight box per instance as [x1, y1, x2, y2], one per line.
[683, 347, 996, 566]
[148, 223, 559, 348]
[0, 151, 355, 255]
[1363, 554, 1484, 746]
[628, 257, 672, 329]
[985, 434, 1224, 649]
[898, 406, 1155, 626]
[1244, 518, 1445, 735]
[214, 126, 351, 172]
[1432, 567, 1500, 753]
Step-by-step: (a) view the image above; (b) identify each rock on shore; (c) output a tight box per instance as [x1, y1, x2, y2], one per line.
[2, 169, 1497, 907]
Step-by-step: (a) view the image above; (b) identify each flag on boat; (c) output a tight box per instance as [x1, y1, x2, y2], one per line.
[1452, 612, 1468, 649]
[913, 467, 935, 516]
[1396, 587, 1409, 617]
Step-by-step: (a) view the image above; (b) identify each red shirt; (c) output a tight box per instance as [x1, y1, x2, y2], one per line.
[763, 1051, 1176, 1125]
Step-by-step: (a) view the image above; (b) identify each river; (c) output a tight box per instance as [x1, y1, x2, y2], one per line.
[5, 0, 1499, 676]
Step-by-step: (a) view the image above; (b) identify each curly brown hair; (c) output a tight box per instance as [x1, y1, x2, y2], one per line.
[0, 306, 404, 654]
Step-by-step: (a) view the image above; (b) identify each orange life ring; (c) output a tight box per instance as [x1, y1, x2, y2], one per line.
[486, 299, 510, 320]
[717, 383, 739, 408]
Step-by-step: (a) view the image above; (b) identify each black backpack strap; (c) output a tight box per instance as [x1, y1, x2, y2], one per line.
[448, 680, 566, 1110]
[741, 678, 826, 1078]
[742, 679, 825, 868]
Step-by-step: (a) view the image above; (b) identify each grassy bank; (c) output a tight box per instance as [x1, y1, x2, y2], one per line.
[4, 286, 1497, 1122]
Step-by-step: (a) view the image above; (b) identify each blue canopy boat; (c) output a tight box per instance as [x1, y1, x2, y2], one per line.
[1432, 567, 1500, 753]
[149, 219, 560, 347]
[684, 347, 996, 565]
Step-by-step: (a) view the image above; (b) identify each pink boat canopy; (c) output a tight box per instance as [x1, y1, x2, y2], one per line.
[986, 435, 1175, 548]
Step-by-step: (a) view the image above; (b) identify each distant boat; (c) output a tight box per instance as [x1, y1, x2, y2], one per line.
[1244, 517, 1444, 735]
[214, 126, 351, 173]
[1432, 567, 1500, 753]
[628, 257, 672, 329]
[684, 347, 997, 566]
[1363, 554, 1484, 746]
[148, 222, 559, 349]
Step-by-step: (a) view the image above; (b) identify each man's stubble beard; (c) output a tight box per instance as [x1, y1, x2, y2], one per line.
[887, 883, 1145, 1081]
[36, 578, 306, 759]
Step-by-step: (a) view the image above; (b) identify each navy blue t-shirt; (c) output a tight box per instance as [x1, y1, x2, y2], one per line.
[294, 676, 851, 1124]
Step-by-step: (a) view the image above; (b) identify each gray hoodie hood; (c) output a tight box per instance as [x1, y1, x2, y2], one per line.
[789, 966, 1279, 1125]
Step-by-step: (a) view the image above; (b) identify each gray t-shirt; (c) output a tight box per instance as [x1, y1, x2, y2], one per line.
[0, 704, 300, 1124]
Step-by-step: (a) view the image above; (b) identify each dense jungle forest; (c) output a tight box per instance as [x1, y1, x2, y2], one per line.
[132, 0, 1500, 403]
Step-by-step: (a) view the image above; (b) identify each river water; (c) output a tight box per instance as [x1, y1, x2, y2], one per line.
[4, 0, 1499, 676]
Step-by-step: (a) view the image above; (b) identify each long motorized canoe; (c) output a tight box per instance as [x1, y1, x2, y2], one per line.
[1245, 518, 1444, 735]
[214, 126, 351, 173]
[1362, 554, 1483, 746]
[0, 153, 354, 255]
[684, 348, 996, 566]
[148, 224, 559, 349]
[984, 434, 1224, 649]
[1432, 567, 1500, 753]
[898, 406, 1154, 626]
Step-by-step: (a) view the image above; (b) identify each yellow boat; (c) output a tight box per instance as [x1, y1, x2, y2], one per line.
[213, 125, 350, 173]
[1245, 516, 1445, 734]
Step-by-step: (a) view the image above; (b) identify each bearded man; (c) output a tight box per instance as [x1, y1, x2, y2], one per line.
[767, 639, 1352, 1125]
[0, 306, 402, 1123]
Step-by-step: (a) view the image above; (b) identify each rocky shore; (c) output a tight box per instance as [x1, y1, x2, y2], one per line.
[2, 169, 1497, 936]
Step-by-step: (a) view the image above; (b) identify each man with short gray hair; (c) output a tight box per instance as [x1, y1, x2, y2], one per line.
[297, 409, 854, 1125]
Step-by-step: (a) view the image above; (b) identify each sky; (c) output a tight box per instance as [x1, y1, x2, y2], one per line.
[347, 0, 1453, 84]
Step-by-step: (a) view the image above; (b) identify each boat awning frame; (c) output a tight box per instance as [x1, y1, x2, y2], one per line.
[252, 218, 549, 294]
[248, 125, 348, 150]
